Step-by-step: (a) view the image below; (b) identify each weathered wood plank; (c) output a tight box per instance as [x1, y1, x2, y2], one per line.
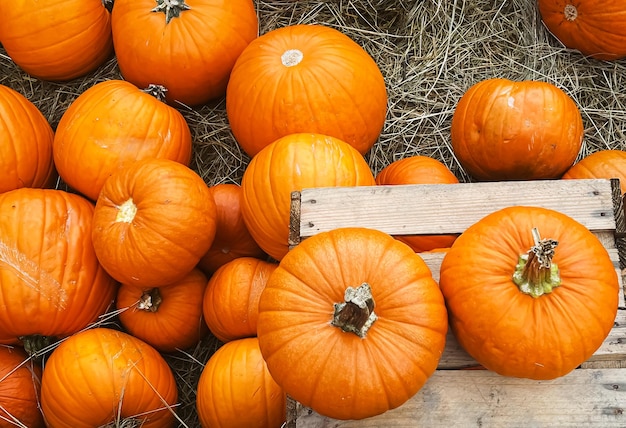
[292, 179, 616, 242]
[291, 369, 626, 427]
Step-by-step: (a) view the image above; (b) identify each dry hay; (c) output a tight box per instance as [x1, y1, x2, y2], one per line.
[2, 0, 626, 426]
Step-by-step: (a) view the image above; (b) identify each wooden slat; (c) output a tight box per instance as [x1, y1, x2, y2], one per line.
[291, 179, 616, 243]
[290, 369, 626, 427]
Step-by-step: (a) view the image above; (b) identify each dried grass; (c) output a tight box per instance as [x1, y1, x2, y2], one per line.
[2, 0, 626, 426]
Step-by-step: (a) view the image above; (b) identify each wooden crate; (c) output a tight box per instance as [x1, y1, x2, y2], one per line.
[286, 178, 626, 427]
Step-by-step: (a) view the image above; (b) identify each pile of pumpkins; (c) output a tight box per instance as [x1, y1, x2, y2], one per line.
[0, 0, 625, 426]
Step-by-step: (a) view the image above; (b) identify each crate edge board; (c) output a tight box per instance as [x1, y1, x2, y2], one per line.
[290, 178, 618, 243]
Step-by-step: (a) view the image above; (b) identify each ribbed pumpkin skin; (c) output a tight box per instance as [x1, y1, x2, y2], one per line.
[450, 78, 583, 181]
[226, 24, 387, 157]
[0, 85, 55, 194]
[41, 328, 178, 428]
[116, 268, 209, 353]
[439, 206, 619, 380]
[53, 80, 192, 201]
[257, 227, 448, 420]
[375, 156, 459, 252]
[198, 184, 266, 275]
[0, 188, 117, 344]
[203, 257, 277, 342]
[0, 0, 112, 81]
[0, 346, 44, 428]
[196, 337, 286, 428]
[539, 0, 626, 60]
[562, 149, 626, 194]
[240, 133, 375, 261]
[92, 158, 217, 288]
[111, 0, 258, 106]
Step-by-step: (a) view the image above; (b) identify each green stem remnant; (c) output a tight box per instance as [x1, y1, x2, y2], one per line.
[21, 334, 58, 359]
[331, 283, 377, 338]
[151, 0, 191, 24]
[512, 227, 561, 298]
[136, 288, 162, 312]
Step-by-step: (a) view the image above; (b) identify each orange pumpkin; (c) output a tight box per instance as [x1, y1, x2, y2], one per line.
[538, 0, 626, 60]
[40, 328, 178, 427]
[257, 227, 448, 420]
[375, 156, 459, 252]
[196, 337, 286, 428]
[226, 24, 387, 157]
[198, 183, 266, 275]
[0, 188, 117, 347]
[0, 0, 112, 81]
[117, 268, 209, 353]
[562, 149, 626, 194]
[439, 206, 619, 380]
[450, 78, 583, 181]
[92, 158, 217, 288]
[53, 79, 192, 201]
[0, 346, 44, 428]
[0, 84, 55, 194]
[241, 133, 375, 261]
[111, 0, 258, 106]
[203, 257, 278, 342]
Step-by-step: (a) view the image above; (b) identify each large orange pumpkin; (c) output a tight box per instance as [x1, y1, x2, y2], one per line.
[111, 0, 258, 106]
[196, 337, 286, 428]
[0, 188, 117, 347]
[203, 257, 278, 342]
[375, 155, 459, 252]
[40, 328, 178, 428]
[0, 346, 44, 428]
[0, 0, 112, 81]
[240, 133, 376, 261]
[450, 78, 583, 181]
[197, 183, 266, 275]
[0, 84, 56, 194]
[226, 24, 387, 157]
[92, 158, 217, 288]
[116, 268, 209, 353]
[562, 149, 626, 194]
[53, 79, 192, 201]
[538, 0, 626, 61]
[257, 227, 448, 420]
[439, 206, 619, 380]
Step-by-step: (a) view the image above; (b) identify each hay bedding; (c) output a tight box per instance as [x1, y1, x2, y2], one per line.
[1, 0, 626, 425]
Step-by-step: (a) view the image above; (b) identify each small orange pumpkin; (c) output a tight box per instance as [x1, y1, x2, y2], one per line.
[198, 183, 266, 275]
[0, 346, 44, 428]
[562, 149, 626, 194]
[226, 24, 387, 157]
[53, 79, 192, 201]
[196, 337, 286, 428]
[92, 158, 217, 288]
[203, 257, 278, 342]
[0, 0, 113, 81]
[0, 84, 55, 194]
[375, 156, 459, 252]
[40, 328, 178, 427]
[240, 133, 375, 261]
[117, 268, 209, 353]
[538, 0, 626, 61]
[257, 227, 448, 420]
[439, 206, 619, 380]
[450, 78, 583, 181]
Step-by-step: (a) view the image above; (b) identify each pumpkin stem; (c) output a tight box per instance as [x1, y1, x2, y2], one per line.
[151, 0, 190, 24]
[102, 0, 114, 13]
[142, 84, 168, 102]
[115, 198, 137, 224]
[512, 227, 561, 298]
[136, 288, 163, 313]
[564, 4, 577, 21]
[331, 282, 377, 338]
[20, 334, 58, 360]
